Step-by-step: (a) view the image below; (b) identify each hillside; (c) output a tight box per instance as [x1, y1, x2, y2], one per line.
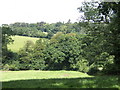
[7, 35, 39, 52]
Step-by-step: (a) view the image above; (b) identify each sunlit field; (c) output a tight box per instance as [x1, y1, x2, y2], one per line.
[1, 71, 119, 88]
[7, 35, 39, 52]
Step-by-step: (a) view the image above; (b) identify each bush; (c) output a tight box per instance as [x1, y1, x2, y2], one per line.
[72, 59, 89, 73]
[2, 64, 10, 71]
[102, 64, 120, 75]
[9, 61, 20, 71]
[87, 67, 100, 75]
[31, 60, 46, 70]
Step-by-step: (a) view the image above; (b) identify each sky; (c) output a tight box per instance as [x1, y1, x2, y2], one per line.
[0, 0, 85, 25]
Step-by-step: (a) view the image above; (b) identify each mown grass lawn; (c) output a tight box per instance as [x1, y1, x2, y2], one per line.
[1, 70, 120, 88]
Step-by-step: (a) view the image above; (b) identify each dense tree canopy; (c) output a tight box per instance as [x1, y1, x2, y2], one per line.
[7, 21, 80, 39]
[78, 1, 120, 74]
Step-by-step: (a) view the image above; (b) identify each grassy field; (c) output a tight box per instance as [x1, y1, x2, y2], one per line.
[7, 35, 39, 52]
[1, 70, 120, 88]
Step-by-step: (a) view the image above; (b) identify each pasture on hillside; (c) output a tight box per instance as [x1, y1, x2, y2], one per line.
[1, 71, 120, 88]
[7, 35, 39, 52]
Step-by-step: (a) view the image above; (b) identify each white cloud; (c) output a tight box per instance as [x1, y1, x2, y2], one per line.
[0, 0, 83, 25]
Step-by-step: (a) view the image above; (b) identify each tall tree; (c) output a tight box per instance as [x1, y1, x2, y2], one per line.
[78, 1, 120, 74]
[2, 25, 15, 63]
[98, 2, 120, 74]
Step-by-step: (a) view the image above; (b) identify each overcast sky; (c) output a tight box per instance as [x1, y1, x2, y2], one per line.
[0, 0, 85, 25]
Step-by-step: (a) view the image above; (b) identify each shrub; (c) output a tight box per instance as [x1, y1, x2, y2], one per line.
[2, 64, 10, 71]
[9, 61, 20, 71]
[72, 59, 89, 73]
[102, 64, 120, 75]
[87, 67, 100, 75]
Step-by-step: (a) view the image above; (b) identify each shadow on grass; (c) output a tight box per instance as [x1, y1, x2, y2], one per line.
[2, 76, 119, 88]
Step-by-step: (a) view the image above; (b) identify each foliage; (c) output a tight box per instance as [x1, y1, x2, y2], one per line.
[2, 26, 14, 63]
[9, 60, 20, 71]
[72, 59, 89, 73]
[2, 64, 10, 71]
[18, 39, 47, 70]
[77, 1, 120, 75]
[7, 21, 81, 38]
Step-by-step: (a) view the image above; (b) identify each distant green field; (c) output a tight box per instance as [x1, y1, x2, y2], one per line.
[7, 35, 39, 52]
[1, 70, 120, 88]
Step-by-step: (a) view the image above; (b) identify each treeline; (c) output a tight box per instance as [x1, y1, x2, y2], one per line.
[1, 2, 120, 75]
[2, 20, 81, 39]
[2, 31, 114, 75]
[1, 25, 118, 75]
